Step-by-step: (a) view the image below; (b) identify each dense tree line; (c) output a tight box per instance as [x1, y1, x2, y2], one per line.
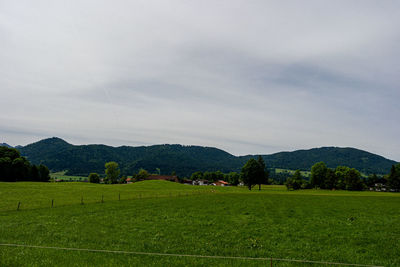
[286, 162, 400, 192]
[0, 147, 50, 182]
[187, 156, 269, 190]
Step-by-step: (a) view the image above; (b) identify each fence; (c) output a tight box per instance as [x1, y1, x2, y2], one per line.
[0, 243, 384, 266]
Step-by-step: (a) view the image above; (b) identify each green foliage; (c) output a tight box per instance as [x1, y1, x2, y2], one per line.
[136, 168, 150, 181]
[387, 163, 400, 191]
[285, 170, 307, 190]
[344, 168, 363, 191]
[241, 158, 266, 190]
[310, 162, 327, 188]
[225, 172, 241, 185]
[119, 176, 127, 184]
[104, 162, 120, 184]
[0, 181, 399, 266]
[88, 173, 100, 183]
[0, 146, 49, 182]
[190, 171, 203, 181]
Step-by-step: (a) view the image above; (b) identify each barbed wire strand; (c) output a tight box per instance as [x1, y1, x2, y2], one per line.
[0, 243, 384, 267]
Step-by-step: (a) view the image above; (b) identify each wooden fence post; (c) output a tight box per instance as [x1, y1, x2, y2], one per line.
[17, 201, 21, 211]
[51, 199, 54, 208]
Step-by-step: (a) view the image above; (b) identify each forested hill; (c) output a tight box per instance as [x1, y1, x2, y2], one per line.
[18, 137, 397, 176]
[250, 147, 397, 175]
[19, 137, 242, 176]
[0, 143, 13, 148]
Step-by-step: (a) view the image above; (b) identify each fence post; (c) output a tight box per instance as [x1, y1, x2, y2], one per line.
[17, 201, 21, 211]
[270, 257, 272, 267]
[51, 199, 54, 208]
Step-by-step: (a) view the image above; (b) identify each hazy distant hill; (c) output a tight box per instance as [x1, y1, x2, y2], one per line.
[18, 137, 397, 177]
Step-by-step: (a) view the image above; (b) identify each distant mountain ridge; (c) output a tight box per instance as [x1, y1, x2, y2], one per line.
[18, 137, 397, 177]
[0, 143, 13, 148]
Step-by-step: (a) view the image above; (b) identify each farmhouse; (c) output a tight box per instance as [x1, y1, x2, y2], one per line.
[213, 180, 229, 186]
[192, 180, 209, 186]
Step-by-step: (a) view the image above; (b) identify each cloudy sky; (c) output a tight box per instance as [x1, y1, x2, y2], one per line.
[1, 0, 399, 160]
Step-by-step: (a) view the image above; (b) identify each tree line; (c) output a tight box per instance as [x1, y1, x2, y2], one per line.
[285, 161, 400, 191]
[88, 157, 270, 190]
[0, 147, 50, 182]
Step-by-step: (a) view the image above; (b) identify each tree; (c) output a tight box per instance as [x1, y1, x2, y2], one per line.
[323, 168, 337, 189]
[136, 168, 150, 181]
[226, 172, 241, 186]
[104, 162, 120, 184]
[0, 146, 50, 182]
[241, 158, 263, 190]
[344, 168, 363, 191]
[256, 156, 269, 190]
[88, 173, 100, 183]
[38, 164, 50, 182]
[119, 175, 127, 184]
[191, 171, 203, 181]
[387, 163, 400, 191]
[310, 162, 327, 188]
[285, 170, 304, 190]
[335, 166, 350, 190]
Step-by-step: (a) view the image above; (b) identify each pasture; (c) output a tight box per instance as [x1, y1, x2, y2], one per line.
[0, 181, 399, 266]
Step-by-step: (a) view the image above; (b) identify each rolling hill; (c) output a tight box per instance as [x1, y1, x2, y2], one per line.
[18, 137, 397, 177]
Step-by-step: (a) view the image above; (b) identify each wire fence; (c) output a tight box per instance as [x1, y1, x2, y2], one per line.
[5, 190, 211, 212]
[0, 243, 384, 267]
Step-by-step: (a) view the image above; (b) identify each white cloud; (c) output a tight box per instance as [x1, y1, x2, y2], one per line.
[0, 0, 399, 160]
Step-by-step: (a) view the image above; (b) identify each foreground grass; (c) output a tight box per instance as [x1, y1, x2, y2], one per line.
[0, 181, 399, 266]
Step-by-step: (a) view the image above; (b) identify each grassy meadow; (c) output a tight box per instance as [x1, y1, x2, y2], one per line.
[0, 181, 399, 266]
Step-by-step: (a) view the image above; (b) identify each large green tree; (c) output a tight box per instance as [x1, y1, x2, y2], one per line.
[344, 168, 363, 191]
[256, 156, 268, 190]
[387, 163, 400, 191]
[0, 146, 49, 182]
[88, 173, 100, 183]
[104, 162, 120, 184]
[241, 157, 267, 190]
[310, 162, 327, 188]
[136, 168, 150, 181]
[285, 170, 305, 190]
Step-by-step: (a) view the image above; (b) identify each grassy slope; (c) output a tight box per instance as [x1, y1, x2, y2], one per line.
[0, 181, 399, 266]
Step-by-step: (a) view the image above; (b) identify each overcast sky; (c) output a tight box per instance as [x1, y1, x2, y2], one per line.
[1, 0, 399, 160]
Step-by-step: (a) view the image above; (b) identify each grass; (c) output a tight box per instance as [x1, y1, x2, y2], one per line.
[0, 181, 399, 266]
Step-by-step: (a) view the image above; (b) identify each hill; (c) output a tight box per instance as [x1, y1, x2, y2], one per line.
[248, 146, 397, 175]
[0, 143, 13, 148]
[18, 137, 397, 177]
[19, 137, 242, 176]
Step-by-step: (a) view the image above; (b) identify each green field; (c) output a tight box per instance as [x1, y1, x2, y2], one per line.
[0, 181, 399, 266]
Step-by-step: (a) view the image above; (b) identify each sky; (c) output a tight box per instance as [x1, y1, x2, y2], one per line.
[0, 0, 399, 161]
